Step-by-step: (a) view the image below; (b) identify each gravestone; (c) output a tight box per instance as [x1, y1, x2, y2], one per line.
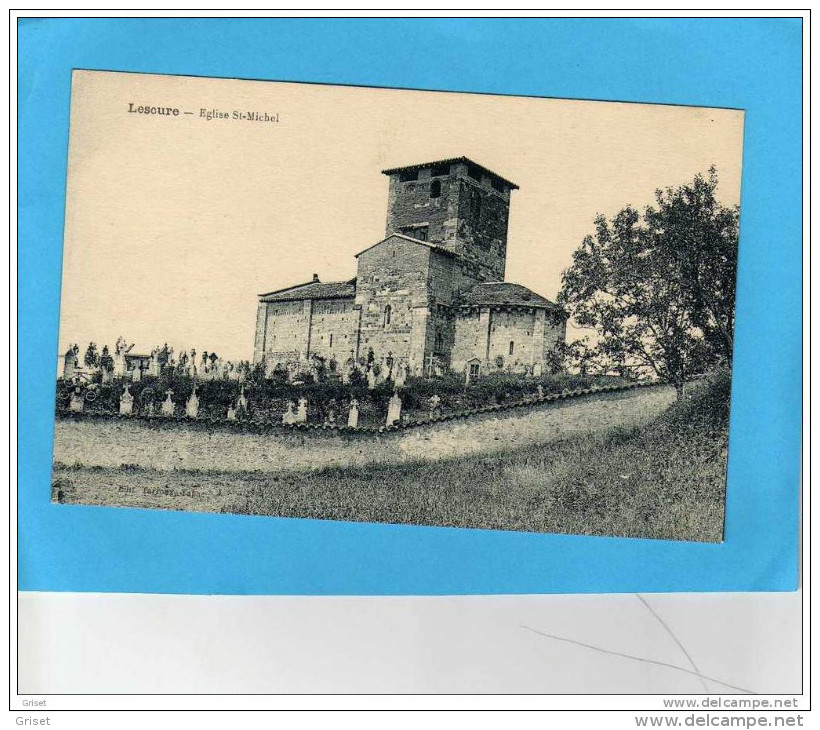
[537, 384, 544, 399]
[532, 362, 543, 378]
[429, 393, 441, 417]
[386, 391, 402, 427]
[185, 385, 199, 418]
[227, 405, 237, 421]
[237, 384, 248, 411]
[367, 368, 376, 390]
[113, 337, 133, 378]
[63, 345, 79, 380]
[282, 401, 297, 425]
[161, 390, 175, 417]
[119, 384, 134, 416]
[347, 399, 359, 428]
[296, 397, 308, 423]
[132, 367, 142, 383]
[394, 364, 407, 389]
[69, 387, 84, 413]
[149, 349, 161, 377]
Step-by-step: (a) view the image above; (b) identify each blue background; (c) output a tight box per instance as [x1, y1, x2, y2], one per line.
[18, 18, 802, 594]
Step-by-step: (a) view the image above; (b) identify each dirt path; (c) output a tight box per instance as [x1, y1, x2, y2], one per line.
[53, 386, 676, 474]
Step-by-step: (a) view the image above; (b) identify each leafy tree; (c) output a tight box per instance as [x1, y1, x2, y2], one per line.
[646, 167, 739, 361]
[559, 169, 738, 399]
[83, 342, 100, 369]
[566, 339, 601, 378]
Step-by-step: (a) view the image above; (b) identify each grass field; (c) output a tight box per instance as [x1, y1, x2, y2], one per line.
[52, 373, 729, 542]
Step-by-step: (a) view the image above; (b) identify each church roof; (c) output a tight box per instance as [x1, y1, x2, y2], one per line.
[381, 157, 519, 190]
[353, 232, 458, 258]
[259, 278, 356, 302]
[458, 282, 566, 315]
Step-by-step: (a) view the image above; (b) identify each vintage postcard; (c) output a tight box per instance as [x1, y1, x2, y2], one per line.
[53, 70, 744, 542]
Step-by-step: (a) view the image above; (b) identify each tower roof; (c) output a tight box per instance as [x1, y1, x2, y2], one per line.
[381, 157, 519, 190]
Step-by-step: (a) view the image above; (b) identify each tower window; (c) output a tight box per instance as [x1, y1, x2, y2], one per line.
[399, 169, 418, 182]
[430, 180, 441, 199]
[329, 334, 333, 348]
[434, 331, 444, 352]
[401, 225, 428, 241]
[509, 341, 515, 356]
[383, 305, 392, 327]
[430, 162, 450, 177]
[467, 164, 482, 181]
[491, 178, 505, 193]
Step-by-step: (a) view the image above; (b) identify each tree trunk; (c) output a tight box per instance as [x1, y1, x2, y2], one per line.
[674, 379, 685, 400]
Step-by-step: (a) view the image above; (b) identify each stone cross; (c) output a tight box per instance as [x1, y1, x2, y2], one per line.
[161, 389, 175, 417]
[119, 383, 134, 416]
[386, 391, 402, 427]
[347, 399, 359, 428]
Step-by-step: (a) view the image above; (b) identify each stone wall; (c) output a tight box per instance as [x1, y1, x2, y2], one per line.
[486, 308, 536, 372]
[384, 167, 459, 243]
[384, 160, 511, 288]
[451, 308, 488, 372]
[451, 174, 509, 284]
[304, 298, 360, 364]
[255, 299, 312, 365]
[254, 297, 359, 368]
[355, 235, 445, 371]
[451, 306, 567, 375]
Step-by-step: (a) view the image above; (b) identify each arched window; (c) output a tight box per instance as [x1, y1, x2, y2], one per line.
[434, 331, 444, 352]
[430, 180, 441, 199]
[509, 341, 515, 356]
[383, 305, 392, 327]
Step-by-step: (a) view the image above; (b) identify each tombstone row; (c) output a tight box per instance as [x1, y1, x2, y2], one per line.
[67, 383, 411, 429]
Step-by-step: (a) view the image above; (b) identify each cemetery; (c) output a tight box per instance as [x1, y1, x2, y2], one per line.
[49, 375, 727, 542]
[56, 341, 635, 432]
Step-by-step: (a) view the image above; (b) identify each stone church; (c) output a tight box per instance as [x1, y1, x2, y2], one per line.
[253, 157, 567, 378]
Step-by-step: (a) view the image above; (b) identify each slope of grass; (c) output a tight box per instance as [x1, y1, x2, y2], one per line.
[54, 372, 729, 542]
[227, 371, 729, 541]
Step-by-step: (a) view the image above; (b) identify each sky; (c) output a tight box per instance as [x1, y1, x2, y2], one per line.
[58, 70, 744, 363]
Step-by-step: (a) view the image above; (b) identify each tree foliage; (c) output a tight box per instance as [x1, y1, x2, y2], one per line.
[559, 169, 739, 397]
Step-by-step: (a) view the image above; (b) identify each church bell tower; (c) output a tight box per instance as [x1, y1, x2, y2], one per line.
[381, 156, 518, 285]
